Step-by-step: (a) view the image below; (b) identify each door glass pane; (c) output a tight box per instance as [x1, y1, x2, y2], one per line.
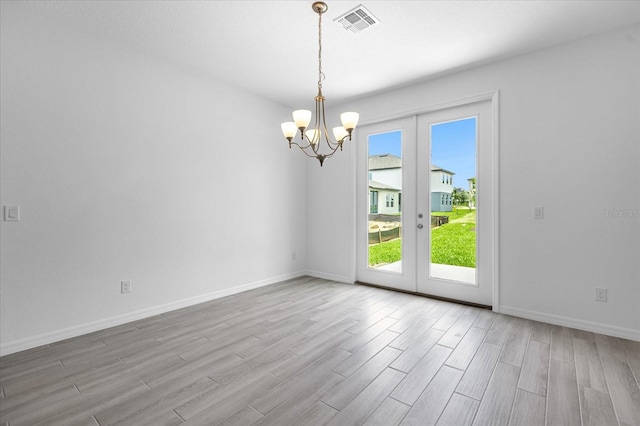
[430, 118, 477, 284]
[368, 130, 402, 272]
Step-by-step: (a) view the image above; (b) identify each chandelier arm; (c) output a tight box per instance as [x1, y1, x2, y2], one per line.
[289, 140, 314, 150]
[299, 147, 325, 159]
[319, 97, 333, 149]
[308, 97, 322, 155]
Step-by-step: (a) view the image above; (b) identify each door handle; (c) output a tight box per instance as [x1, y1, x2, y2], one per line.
[417, 223, 424, 229]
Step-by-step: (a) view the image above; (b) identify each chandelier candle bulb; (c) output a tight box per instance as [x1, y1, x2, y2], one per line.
[305, 129, 321, 145]
[281, 122, 297, 142]
[293, 110, 312, 131]
[280, 2, 359, 166]
[333, 126, 349, 141]
[340, 112, 360, 132]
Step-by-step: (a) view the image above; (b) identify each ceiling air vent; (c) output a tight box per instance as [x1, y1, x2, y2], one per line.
[334, 4, 379, 34]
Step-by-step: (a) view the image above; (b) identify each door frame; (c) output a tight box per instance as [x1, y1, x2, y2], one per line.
[353, 91, 500, 312]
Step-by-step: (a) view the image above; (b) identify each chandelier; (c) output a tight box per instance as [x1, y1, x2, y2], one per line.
[280, 2, 359, 167]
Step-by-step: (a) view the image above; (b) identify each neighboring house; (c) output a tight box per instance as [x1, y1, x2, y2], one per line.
[368, 154, 402, 215]
[368, 154, 456, 213]
[430, 165, 455, 212]
[368, 154, 402, 190]
[369, 180, 401, 214]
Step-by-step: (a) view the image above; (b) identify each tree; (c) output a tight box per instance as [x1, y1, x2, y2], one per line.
[452, 187, 469, 207]
[467, 178, 477, 208]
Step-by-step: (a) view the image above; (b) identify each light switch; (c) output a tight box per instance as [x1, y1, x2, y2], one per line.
[4, 206, 20, 222]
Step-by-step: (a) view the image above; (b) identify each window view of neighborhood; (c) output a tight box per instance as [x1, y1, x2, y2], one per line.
[367, 118, 477, 284]
[368, 140, 404, 273]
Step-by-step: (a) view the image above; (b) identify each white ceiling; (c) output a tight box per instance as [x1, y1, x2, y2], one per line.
[7, 1, 640, 108]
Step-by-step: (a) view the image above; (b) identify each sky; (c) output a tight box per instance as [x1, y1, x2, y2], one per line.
[368, 117, 476, 190]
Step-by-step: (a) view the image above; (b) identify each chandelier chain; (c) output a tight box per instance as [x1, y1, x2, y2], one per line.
[318, 9, 325, 93]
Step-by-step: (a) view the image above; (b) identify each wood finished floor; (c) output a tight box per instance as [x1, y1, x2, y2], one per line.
[1, 276, 639, 426]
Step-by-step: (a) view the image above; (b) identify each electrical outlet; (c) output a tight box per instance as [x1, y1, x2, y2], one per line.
[595, 287, 607, 302]
[4, 205, 20, 222]
[533, 206, 544, 219]
[121, 280, 132, 294]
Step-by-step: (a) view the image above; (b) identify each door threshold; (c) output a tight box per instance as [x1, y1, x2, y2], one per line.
[355, 280, 492, 310]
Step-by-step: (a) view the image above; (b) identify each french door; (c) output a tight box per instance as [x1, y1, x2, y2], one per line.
[356, 98, 497, 307]
[356, 116, 417, 292]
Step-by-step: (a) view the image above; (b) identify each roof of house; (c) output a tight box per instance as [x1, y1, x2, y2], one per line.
[369, 154, 455, 175]
[431, 164, 455, 175]
[369, 180, 400, 191]
[369, 154, 401, 170]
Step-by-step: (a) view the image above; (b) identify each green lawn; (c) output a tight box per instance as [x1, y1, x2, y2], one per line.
[431, 222, 476, 267]
[368, 208, 476, 268]
[368, 239, 402, 267]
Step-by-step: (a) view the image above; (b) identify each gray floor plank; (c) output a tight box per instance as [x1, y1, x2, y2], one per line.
[435, 392, 480, 426]
[387, 316, 437, 351]
[32, 380, 149, 426]
[578, 386, 618, 426]
[529, 320, 552, 344]
[437, 307, 480, 349]
[431, 305, 466, 332]
[390, 344, 452, 406]
[621, 339, 640, 387]
[362, 397, 410, 426]
[400, 365, 463, 426]
[471, 309, 497, 330]
[0, 383, 79, 425]
[346, 306, 399, 335]
[251, 348, 350, 415]
[444, 326, 487, 371]
[594, 333, 629, 362]
[391, 328, 443, 373]
[547, 359, 581, 426]
[509, 389, 545, 426]
[94, 377, 216, 426]
[483, 314, 512, 346]
[322, 346, 401, 411]
[295, 401, 338, 425]
[600, 356, 640, 425]
[339, 316, 398, 353]
[332, 330, 399, 377]
[180, 373, 283, 424]
[550, 325, 575, 364]
[455, 341, 502, 400]
[518, 339, 549, 396]
[325, 367, 406, 426]
[217, 405, 263, 426]
[472, 362, 520, 426]
[252, 371, 344, 426]
[500, 330, 529, 367]
[573, 337, 609, 392]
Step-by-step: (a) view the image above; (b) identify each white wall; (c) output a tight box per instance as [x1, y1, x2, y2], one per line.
[0, 9, 307, 354]
[309, 25, 640, 340]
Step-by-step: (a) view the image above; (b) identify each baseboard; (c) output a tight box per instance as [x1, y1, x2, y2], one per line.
[305, 270, 354, 284]
[0, 271, 306, 356]
[499, 305, 640, 342]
